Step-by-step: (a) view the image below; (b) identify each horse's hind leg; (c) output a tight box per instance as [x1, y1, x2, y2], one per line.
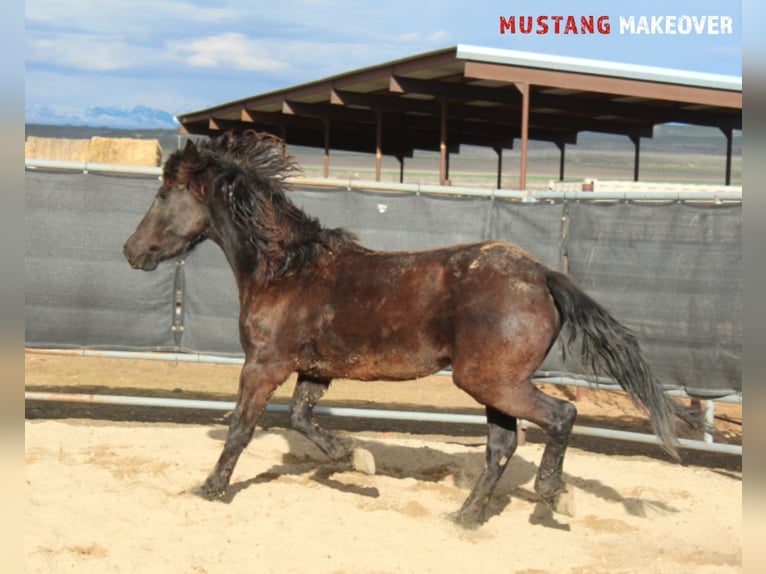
[456, 377, 577, 519]
[451, 407, 518, 528]
[290, 374, 375, 474]
[505, 382, 578, 515]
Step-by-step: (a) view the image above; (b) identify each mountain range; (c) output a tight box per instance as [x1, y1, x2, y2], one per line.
[24, 105, 179, 130]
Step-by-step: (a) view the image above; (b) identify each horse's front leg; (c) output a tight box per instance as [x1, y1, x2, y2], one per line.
[289, 374, 376, 475]
[197, 360, 288, 500]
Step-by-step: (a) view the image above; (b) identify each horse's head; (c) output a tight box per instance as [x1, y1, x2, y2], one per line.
[123, 140, 209, 271]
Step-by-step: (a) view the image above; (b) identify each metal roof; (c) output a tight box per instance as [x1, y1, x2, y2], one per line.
[455, 45, 742, 92]
[176, 44, 741, 187]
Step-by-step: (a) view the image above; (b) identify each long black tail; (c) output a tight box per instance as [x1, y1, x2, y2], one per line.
[545, 270, 690, 459]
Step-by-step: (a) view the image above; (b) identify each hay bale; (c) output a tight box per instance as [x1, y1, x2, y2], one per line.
[25, 137, 91, 162]
[88, 136, 162, 166]
[25, 135, 163, 166]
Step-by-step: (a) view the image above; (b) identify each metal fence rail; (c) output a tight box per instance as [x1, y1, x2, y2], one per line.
[25, 348, 741, 456]
[25, 159, 743, 202]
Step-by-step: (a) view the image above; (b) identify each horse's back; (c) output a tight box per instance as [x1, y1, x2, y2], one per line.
[337, 239, 548, 280]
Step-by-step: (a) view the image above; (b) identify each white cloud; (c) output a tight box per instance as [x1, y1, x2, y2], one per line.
[26, 0, 243, 30]
[428, 30, 450, 43]
[168, 33, 288, 71]
[26, 33, 163, 71]
[160, 1, 244, 24]
[387, 30, 450, 44]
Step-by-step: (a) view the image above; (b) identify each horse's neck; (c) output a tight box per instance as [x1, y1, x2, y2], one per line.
[205, 219, 261, 288]
[208, 201, 358, 290]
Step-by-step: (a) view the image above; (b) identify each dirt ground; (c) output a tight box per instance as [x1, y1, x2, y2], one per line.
[25, 351, 742, 573]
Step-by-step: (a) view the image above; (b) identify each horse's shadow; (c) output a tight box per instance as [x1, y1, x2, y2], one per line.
[206, 427, 679, 527]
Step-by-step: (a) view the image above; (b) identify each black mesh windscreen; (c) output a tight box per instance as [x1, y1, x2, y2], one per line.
[25, 171, 741, 395]
[564, 202, 741, 397]
[25, 170, 177, 350]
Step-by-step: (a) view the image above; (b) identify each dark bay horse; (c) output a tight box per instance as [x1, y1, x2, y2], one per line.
[124, 131, 690, 527]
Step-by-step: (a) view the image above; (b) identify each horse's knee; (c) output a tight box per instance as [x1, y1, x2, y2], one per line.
[549, 401, 577, 437]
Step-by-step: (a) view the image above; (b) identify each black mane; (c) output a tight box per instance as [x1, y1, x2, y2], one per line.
[175, 131, 358, 280]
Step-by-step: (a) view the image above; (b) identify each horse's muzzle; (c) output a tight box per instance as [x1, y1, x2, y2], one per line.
[123, 242, 159, 271]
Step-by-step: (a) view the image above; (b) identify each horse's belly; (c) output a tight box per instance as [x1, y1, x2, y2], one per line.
[303, 340, 450, 382]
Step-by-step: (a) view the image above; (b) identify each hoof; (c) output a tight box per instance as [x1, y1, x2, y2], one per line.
[351, 448, 376, 475]
[192, 481, 227, 501]
[547, 486, 576, 517]
[447, 508, 485, 530]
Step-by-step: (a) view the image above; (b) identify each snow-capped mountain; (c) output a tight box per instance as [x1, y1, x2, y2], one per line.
[25, 105, 178, 129]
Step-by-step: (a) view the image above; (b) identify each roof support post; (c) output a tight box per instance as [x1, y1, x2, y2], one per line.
[721, 127, 733, 185]
[439, 97, 449, 185]
[556, 141, 566, 181]
[375, 109, 383, 181]
[630, 135, 641, 182]
[279, 125, 288, 158]
[496, 146, 503, 189]
[323, 118, 331, 178]
[519, 83, 530, 191]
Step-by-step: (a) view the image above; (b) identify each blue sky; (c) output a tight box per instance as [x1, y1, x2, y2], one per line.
[25, 0, 741, 119]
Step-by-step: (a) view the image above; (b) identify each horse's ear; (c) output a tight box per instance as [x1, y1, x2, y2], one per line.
[183, 139, 199, 162]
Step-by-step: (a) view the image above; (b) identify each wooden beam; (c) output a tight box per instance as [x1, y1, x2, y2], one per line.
[556, 141, 566, 181]
[282, 100, 375, 123]
[464, 61, 742, 109]
[531, 89, 741, 130]
[519, 83, 530, 191]
[398, 124, 573, 148]
[432, 97, 656, 137]
[494, 146, 503, 189]
[332, 48, 456, 91]
[390, 75, 517, 104]
[630, 135, 641, 181]
[375, 110, 383, 182]
[529, 113, 655, 138]
[440, 98, 449, 185]
[331, 88, 437, 115]
[323, 118, 330, 178]
[284, 98, 653, 139]
[241, 108, 327, 132]
[208, 118, 241, 132]
[721, 127, 733, 185]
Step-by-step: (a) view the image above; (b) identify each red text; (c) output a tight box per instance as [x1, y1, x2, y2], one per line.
[500, 15, 611, 35]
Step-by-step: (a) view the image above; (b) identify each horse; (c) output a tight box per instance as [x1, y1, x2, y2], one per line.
[123, 130, 692, 528]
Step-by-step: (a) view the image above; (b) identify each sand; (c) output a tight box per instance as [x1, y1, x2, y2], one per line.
[25, 419, 741, 574]
[25, 353, 742, 573]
